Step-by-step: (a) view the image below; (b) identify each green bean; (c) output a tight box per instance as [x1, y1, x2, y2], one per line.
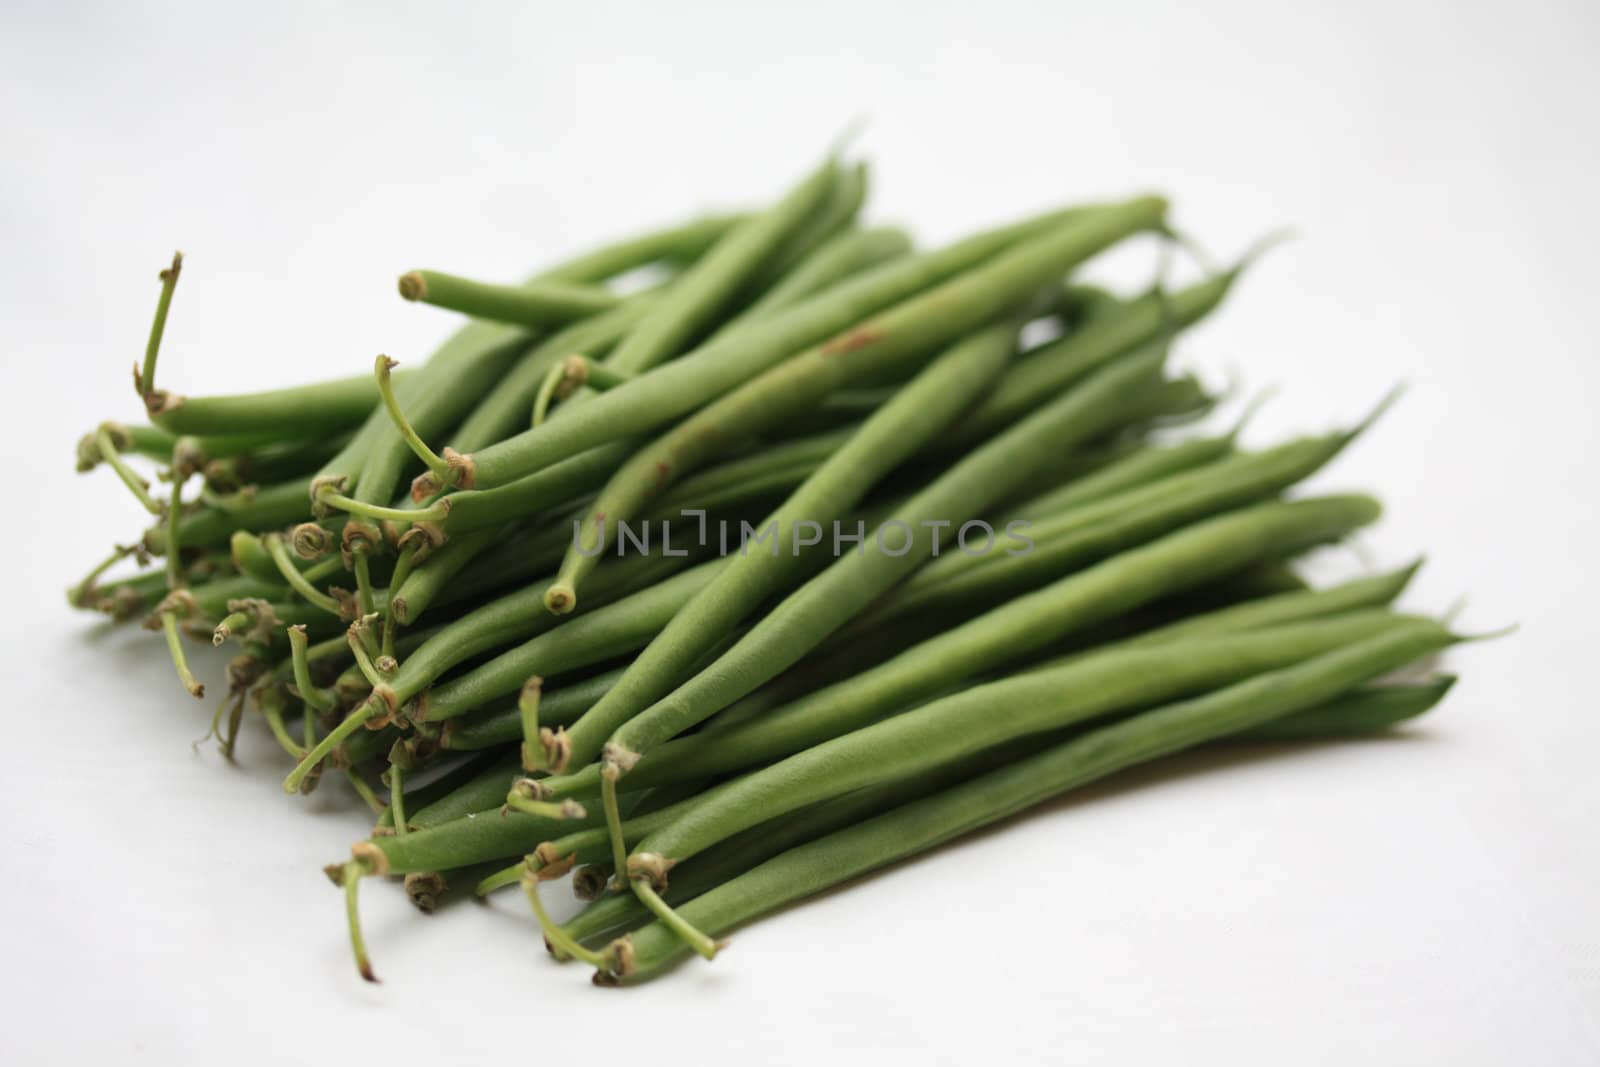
[546, 315, 1024, 614]
[736, 226, 911, 323]
[565, 665, 1430, 947]
[318, 214, 737, 511]
[349, 337, 533, 508]
[948, 262, 1249, 445]
[427, 200, 1144, 495]
[516, 776, 755, 882]
[869, 416, 1381, 629]
[604, 155, 841, 376]
[650, 426, 856, 516]
[534, 214, 744, 284]
[541, 496, 1383, 802]
[1234, 676, 1455, 740]
[442, 666, 627, 750]
[356, 803, 609, 876]
[1123, 373, 1218, 426]
[397, 271, 619, 327]
[280, 546, 703, 793]
[450, 300, 656, 452]
[143, 369, 410, 439]
[523, 322, 1018, 792]
[571, 341, 1169, 775]
[605, 619, 1456, 980]
[1013, 430, 1237, 517]
[416, 560, 726, 724]
[403, 752, 524, 830]
[728, 162, 871, 315]
[419, 228, 911, 540]
[202, 432, 353, 492]
[1119, 562, 1423, 648]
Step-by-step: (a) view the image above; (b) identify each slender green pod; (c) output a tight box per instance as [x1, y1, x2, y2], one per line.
[394, 551, 715, 712]
[603, 155, 841, 375]
[145, 370, 411, 438]
[403, 752, 525, 830]
[540, 496, 1383, 801]
[416, 560, 726, 724]
[625, 615, 1428, 864]
[317, 213, 739, 511]
[569, 341, 1169, 774]
[546, 319, 1023, 613]
[424, 200, 1153, 495]
[451, 300, 656, 452]
[534, 214, 744, 284]
[1235, 675, 1455, 740]
[442, 667, 627, 750]
[1013, 431, 1238, 517]
[1121, 562, 1423, 649]
[560, 673, 1445, 947]
[871, 419, 1381, 628]
[728, 161, 872, 314]
[397, 272, 619, 327]
[736, 227, 912, 323]
[356, 804, 609, 876]
[605, 620, 1457, 980]
[948, 262, 1250, 445]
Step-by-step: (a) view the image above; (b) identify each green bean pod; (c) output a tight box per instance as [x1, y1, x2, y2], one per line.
[397, 272, 619, 327]
[145, 370, 412, 438]
[604, 155, 841, 375]
[949, 265, 1247, 445]
[440, 200, 1144, 494]
[871, 423, 1375, 628]
[542, 495, 1384, 801]
[415, 560, 727, 723]
[605, 620, 1457, 981]
[545, 307, 1027, 614]
[574, 341, 1169, 771]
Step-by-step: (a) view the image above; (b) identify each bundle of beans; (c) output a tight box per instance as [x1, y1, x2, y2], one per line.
[69, 152, 1479, 985]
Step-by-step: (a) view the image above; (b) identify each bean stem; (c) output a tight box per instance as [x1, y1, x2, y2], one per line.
[629, 877, 719, 960]
[137, 251, 183, 397]
[96, 427, 164, 514]
[159, 610, 205, 699]
[522, 875, 607, 967]
[373, 354, 450, 479]
[264, 534, 342, 616]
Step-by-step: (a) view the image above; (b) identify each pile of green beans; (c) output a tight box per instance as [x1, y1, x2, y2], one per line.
[67, 150, 1483, 987]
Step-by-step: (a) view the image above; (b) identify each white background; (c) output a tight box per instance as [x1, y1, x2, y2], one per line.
[3, 1, 1597, 1062]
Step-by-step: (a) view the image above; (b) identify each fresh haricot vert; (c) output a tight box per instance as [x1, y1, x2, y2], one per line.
[522, 323, 1030, 853]
[411, 199, 1153, 497]
[600, 154, 844, 376]
[552, 672, 1453, 949]
[559, 341, 1170, 780]
[725, 161, 872, 317]
[532, 495, 1385, 804]
[541, 308, 1027, 616]
[381, 217, 912, 625]
[942, 237, 1282, 447]
[602, 620, 1459, 979]
[309, 211, 742, 517]
[69, 157, 1485, 988]
[852, 406, 1390, 631]
[397, 271, 620, 327]
[733, 226, 911, 325]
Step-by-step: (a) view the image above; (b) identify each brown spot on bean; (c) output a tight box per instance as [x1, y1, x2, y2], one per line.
[822, 327, 883, 355]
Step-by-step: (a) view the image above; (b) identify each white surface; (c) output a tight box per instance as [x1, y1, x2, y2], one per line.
[3, 1, 1597, 1062]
